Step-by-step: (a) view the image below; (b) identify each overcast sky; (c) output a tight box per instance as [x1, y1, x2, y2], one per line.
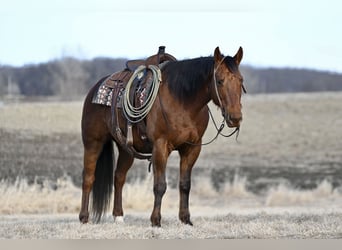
[1, 0, 341, 73]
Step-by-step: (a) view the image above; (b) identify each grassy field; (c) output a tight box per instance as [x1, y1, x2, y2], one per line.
[1, 92, 342, 238]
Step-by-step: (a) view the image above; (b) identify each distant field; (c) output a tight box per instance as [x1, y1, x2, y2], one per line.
[1, 92, 342, 238]
[0, 101, 82, 134]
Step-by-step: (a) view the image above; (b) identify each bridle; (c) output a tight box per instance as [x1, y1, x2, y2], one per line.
[184, 56, 245, 146]
[211, 56, 246, 137]
[213, 56, 246, 118]
[212, 56, 227, 114]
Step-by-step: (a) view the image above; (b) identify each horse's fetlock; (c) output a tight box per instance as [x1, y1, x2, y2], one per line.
[150, 213, 162, 227]
[179, 211, 193, 226]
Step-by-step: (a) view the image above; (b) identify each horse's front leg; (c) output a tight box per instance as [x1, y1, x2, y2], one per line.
[150, 139, 170, 227]
[178, 144, 201, 225]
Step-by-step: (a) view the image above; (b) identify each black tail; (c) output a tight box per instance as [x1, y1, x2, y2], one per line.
[92, 139, 114, 223]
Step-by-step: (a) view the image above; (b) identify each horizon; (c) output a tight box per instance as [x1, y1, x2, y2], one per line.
[1, 54, 340, 75]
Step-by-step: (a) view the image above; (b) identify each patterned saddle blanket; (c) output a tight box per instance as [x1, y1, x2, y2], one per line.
[92, 68, 154, 109]
[92, 70, 131, 107]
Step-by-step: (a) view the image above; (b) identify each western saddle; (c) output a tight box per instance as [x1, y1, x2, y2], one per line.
[99, 46, 177, 160]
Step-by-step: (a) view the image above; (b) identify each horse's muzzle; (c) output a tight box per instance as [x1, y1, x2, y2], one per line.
[226, 113, 242, 128]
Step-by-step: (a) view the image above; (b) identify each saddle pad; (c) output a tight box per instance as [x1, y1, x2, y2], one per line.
[92, 67, 156, 108]
[92, 81, 114, 107]
[92, 70, 130, 107]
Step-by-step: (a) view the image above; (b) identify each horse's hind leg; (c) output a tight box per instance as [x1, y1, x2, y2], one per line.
[178, 144, 201, 226]
[79, 140, 105, 223]
[112, 145, 134, 222]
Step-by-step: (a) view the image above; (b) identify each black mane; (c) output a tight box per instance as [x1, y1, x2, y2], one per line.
[162, 57, 214, 102]
[162, 56, 238, 103]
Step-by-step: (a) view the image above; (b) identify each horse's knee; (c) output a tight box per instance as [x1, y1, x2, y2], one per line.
[179, 179, 191, 193]
[153, 181, 167, 196]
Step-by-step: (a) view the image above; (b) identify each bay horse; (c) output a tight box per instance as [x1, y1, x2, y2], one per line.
[79, 47, 245, 227]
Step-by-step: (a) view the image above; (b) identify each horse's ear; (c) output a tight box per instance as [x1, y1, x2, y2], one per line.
[234, 46, 243, 65]
[214, 47, 223, 62]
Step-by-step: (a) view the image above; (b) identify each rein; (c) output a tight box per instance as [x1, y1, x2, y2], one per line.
[183, 107, 240, 147]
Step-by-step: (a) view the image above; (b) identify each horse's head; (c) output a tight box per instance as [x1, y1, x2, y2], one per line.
[212, 46, 245, 128]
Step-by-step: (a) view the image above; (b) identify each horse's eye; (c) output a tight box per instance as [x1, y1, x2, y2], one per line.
[217, 79, 224, 85]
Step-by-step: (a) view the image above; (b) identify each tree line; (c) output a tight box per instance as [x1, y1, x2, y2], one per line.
[241, 67, 342, 93]
[0, 57, 341, 98]
[0, 57, 126, 99]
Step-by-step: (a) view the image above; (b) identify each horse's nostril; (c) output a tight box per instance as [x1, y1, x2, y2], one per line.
[229, 114, 242, 123]
[226, 113, 242, 128]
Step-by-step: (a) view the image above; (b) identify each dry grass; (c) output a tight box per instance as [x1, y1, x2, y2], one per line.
[1, 176, 342, 238]
[1, 174, 342, 214]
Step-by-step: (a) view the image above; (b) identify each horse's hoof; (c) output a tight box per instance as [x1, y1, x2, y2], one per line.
[185, 220, 193, 226]
[79, 216, 89, 224]
[179, 214, 193, 226]
[180, 219, 193, 226]
[151, 218, 161, 227]
[114, 216, 124, 224]
[79, 213, 89, 224]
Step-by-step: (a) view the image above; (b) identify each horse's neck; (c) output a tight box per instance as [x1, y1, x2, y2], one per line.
[183, 79, 212, 117]
[192, 72, 214, 111]
[195, 62, 215, 111]
[163, 57, 215, 114]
